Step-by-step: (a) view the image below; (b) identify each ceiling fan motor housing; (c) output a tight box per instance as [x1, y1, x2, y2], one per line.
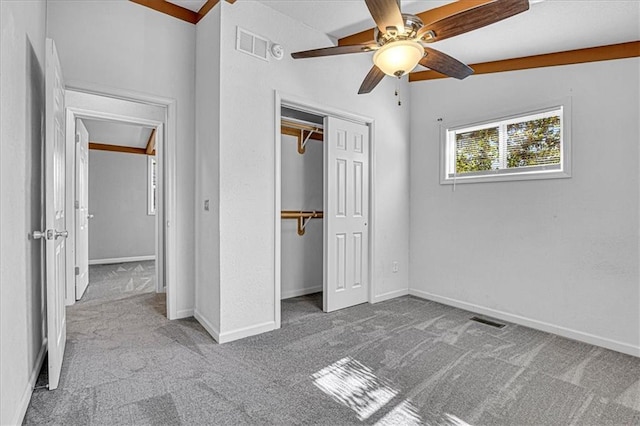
[375, 14, 424, 46]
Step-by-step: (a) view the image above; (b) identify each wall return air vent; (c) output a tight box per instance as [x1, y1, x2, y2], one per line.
[236, 26, 269, 61]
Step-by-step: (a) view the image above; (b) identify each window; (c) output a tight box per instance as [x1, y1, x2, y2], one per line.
[148, 156, 156, 215]
[441, 103, 571, 184]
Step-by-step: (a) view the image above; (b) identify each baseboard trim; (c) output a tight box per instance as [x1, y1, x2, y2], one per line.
[89, 255, 155, 265]
[12, 339, 47, 425]
[194, 309, 220, 342]
[281, 285, 322, 300]
[372, 288, 409, 304]
[175, 308, 194, 319]
[409, 289, 640, 358]
[218, 321, 276, 344]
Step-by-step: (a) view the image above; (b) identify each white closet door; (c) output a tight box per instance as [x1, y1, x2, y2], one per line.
[323, 116, 369, 312]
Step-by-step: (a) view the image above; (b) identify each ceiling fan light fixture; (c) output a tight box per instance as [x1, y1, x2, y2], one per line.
[373, 40, 424, 77]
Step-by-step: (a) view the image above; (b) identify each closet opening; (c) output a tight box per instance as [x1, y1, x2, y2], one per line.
[280, 107, 325, 318]
[276, 97, 374, 329]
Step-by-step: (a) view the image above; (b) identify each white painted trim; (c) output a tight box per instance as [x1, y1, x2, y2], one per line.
[64, 82, 178, 320]
[64, 103, 78, 307]
[409, 288, 640, 358]
[281, 286, 322, 300]
[176, 308, 194, 319]
[367, 120, 377, 306]
[164, 100, 178, 319]
[218, 321, 276, 344]
[275, 91, 376, 324]
[12, 340, 47, 426]
[373, 288, 409, 303]
[194, 309, 220, 342]
[89, 255, 156, 265]
[274, 92, 282, 330]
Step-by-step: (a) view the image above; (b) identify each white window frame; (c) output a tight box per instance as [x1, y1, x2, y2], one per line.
[440, 99, 572, 184]
[147, 155, 156, 215]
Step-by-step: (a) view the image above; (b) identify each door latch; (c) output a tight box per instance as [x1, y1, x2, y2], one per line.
[32, 229, 68, 240]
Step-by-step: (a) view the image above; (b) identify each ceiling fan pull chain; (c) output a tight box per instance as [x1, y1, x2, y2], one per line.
[395, 78, 402, 106]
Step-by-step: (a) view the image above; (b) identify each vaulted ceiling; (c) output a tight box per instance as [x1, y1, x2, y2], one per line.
[161, 0, 639, 67]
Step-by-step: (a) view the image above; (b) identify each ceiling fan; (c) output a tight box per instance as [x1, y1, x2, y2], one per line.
[291, 0, 530, 94]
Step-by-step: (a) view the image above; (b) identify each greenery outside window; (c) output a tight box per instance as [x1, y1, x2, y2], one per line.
[441, 102, 571, 184]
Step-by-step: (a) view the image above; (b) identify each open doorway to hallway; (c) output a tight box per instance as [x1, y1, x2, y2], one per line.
[64, 87, 177, 319]
[78, 118, 159, 303]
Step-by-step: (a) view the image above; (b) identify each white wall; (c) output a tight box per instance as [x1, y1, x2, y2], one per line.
[88, 150, 155, 262]
[47, 0, 197, 316]
[409, 58, 640, 356]
[194, 5, 222, 336]
[0, 1, 48, 424]
[199, 1, 411, 341]
[281, 133, 324, 299]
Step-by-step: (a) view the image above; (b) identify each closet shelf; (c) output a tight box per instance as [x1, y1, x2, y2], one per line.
[281, 119, 323, 155]
[281, 210, 323, 236]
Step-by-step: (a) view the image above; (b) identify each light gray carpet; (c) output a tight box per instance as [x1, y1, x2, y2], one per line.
[80, 261, 156, 302]
[24, 262, 640, 425]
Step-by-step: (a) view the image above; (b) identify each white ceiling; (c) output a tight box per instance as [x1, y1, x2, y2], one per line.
[162, 0, 638, 65]
[83, 119, 154, 149]
[166, 0, 207, 13]
[255, 0, 639, 65]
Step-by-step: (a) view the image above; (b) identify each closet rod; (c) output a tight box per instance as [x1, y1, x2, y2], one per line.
[281, 121, 323, 154]
[281, 210, 324, 219]
[281, 210, 324, 236]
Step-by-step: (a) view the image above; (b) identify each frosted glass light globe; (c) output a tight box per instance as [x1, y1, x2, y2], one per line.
[373, 40, 424, 77]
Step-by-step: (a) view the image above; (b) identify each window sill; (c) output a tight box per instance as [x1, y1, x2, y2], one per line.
[440, 169, 571, 185]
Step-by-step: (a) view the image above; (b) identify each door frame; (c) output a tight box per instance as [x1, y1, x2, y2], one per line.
[273, 91, 376, 329]
[63, 83, 179, 320]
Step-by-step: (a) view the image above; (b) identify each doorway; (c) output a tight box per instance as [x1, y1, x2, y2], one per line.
[76, 117, 159, 302]
[280, 108, 325, 317]
[64, 87, 179, 319]
[275, 93, 376, 329]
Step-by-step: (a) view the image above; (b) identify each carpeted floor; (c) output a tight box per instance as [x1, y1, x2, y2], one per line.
[24, 262, 640, 425]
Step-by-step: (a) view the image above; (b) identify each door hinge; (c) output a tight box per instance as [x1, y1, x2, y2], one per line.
[74, 200, 79, 209]
[75, 266, 80, 276]
[75, 134, 80, 143]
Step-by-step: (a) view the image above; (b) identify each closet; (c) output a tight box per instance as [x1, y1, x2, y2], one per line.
[279, 104, 371, 315]
[280, 107, 325, 308]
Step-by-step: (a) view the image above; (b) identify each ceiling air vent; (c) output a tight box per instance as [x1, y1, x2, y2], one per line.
[236, 27, 269, 61]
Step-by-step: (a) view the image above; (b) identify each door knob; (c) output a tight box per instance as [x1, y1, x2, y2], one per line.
[32, 230, 48, 240]
[88, 214, 94, 219]
[54, 230, 68, 239]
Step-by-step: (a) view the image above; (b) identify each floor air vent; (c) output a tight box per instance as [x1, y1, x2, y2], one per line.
[470, 316, 506, 328]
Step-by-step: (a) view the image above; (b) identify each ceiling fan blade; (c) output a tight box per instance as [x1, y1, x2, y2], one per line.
[418, 0, 529, 42]
[291, 44, 377, 59]
[358, 65, 386, 94]
[419, 47, 474, 80]
[364, 0, 405, 35]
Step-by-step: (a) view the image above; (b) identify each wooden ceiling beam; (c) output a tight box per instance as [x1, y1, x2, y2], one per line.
[130, 0, 199, 24]
[338, 0, 494, 46]
[409, 41, 640, 82]
[196, 0, 219, 23]
[89, 142, 155, 156]
[145, 128, 157, 155]
[130, 0, 236, 25]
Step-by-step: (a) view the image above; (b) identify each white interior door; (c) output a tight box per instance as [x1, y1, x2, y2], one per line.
[323, 116, 369, 312]
[75, 119, 89, 299]
[45, 38, 67, 390]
